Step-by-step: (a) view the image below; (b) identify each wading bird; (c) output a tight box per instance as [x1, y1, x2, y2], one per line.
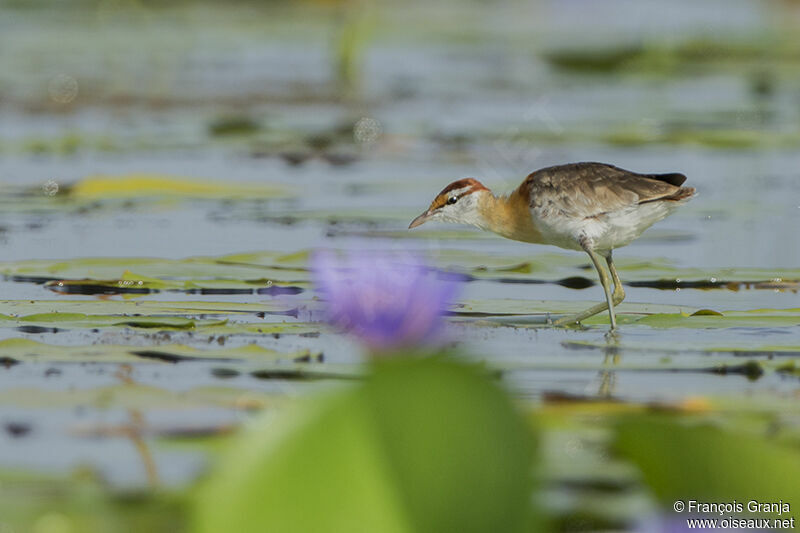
[409, 162, 695, 330]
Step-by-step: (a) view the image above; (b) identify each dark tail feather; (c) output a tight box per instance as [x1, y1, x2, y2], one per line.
[639, 186, 696, 205]
[664, 187, 696, 202]
[646, 172, 687, 187]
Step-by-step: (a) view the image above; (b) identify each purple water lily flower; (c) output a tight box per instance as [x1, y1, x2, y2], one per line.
[311, 251, 462, 352]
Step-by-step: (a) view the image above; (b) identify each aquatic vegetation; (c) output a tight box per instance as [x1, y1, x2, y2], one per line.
[334, 6, 372, 96]
[194, 252, 536, 531]
[614, 417, 800, 514]
[1, 1, 799, 531]
[195, 358, 537, 533]
[208, 115, 261, 137]
[66, 174, 291, 200]
[4, 251, 793, 302]
[543, 35, 800, 75]
[0, 338, 320, 365]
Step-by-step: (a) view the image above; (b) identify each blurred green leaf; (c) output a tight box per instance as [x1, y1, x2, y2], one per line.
[614, 416, 800, 509]
[208, 115, 261, 137]
[194, 358, 537, 533]
[0, 468, 184, 533]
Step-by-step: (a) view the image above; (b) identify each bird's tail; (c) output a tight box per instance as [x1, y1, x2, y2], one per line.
[665, 187, 696, 202]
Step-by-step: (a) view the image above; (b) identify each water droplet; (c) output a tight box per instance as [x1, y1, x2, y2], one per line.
[42, 179, 59, 196]
[564, 437, 582, 457]
[353, 117, 382, 146]
[48, 74, 79, 104]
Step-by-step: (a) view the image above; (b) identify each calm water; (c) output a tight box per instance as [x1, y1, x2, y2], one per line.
[0, 0, 798, 489]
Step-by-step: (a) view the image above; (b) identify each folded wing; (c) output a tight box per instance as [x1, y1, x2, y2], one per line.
[522, 162, 692, 218]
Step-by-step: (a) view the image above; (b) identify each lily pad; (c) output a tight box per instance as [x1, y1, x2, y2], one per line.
[0, 338, 318, 364]
[0, 256, 311, 287]
[563, 340, 800, 358]
[451, 299, 694, 318]
[0, 299, 293, 317]
[0, 467, 184, 533]
[3, 252, 797, 295]
[66, 174, 291, 200]
[615, 308, 800, 329]
[614, 416, 800, 510]
[195, 358, 537, 533]
[0, 383, 280, 410]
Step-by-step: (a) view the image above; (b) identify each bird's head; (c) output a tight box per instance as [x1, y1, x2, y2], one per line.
[408, 178, 490, 229]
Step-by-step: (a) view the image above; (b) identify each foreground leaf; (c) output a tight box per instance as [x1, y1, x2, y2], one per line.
[614, 416, 800, 512]
[194, 358, 537, 533]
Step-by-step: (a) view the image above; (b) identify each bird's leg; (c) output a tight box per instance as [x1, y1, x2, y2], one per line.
[605, 252, 625, 306]
[553, 245, 617, 329]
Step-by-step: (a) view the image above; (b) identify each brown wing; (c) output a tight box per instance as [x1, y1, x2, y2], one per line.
[521, 162, 690, 218]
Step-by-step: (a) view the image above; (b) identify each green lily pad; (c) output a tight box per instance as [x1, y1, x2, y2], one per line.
[563, 340, 800, 358]
[0, 299, 320, 337]
[620, 308, 800, 329]
[0, 256, 311, 290]
[3, 251, 797, 294]
[195, 358, 537, 533]
[614, 416, 800, 511]
[0, 174, 295, 219]
[0, 467, 184, 533]
[179, 322, 321, 337]
[0, 338, 318, 364]
[67, 174, 291, 200]
[0, 300, 291, 317]
[0, 383, 281, 410]
[452, 299, 693, 318]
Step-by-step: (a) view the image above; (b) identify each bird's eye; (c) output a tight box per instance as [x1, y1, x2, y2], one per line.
[446, 196, 458, 205]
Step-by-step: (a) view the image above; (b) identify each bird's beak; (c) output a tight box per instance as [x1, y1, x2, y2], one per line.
[408, 210, 433, 229]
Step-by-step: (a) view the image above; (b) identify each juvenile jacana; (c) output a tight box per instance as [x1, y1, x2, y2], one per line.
[409, 162, 695, 330]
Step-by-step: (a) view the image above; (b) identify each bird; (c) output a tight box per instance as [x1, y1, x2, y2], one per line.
[408, 162, 695, 330]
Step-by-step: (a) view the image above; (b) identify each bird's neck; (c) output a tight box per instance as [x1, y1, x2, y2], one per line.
[476, 189, 543, 244]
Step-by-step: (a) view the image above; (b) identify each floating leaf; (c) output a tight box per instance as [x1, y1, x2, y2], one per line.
[0, 300, 292, 317]
[626, 308, 800, 329]
[0, 383, 280, 410]
[67, 174, 291, 200]
[2, 252, 796, 294]
[691, 309, 723, 316]
[452, 299, 692, 319]
[0, 338, 317, 364]
[614, 416, 800, 512]
[195, 358, 537, 533]
[0, 468, 184, 533]
[562, 340, 800, 358]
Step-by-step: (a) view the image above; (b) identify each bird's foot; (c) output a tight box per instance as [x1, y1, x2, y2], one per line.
[551, 315, 587, 329]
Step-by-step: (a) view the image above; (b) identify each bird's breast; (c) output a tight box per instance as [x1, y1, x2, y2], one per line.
[480, 194, 547, 245]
